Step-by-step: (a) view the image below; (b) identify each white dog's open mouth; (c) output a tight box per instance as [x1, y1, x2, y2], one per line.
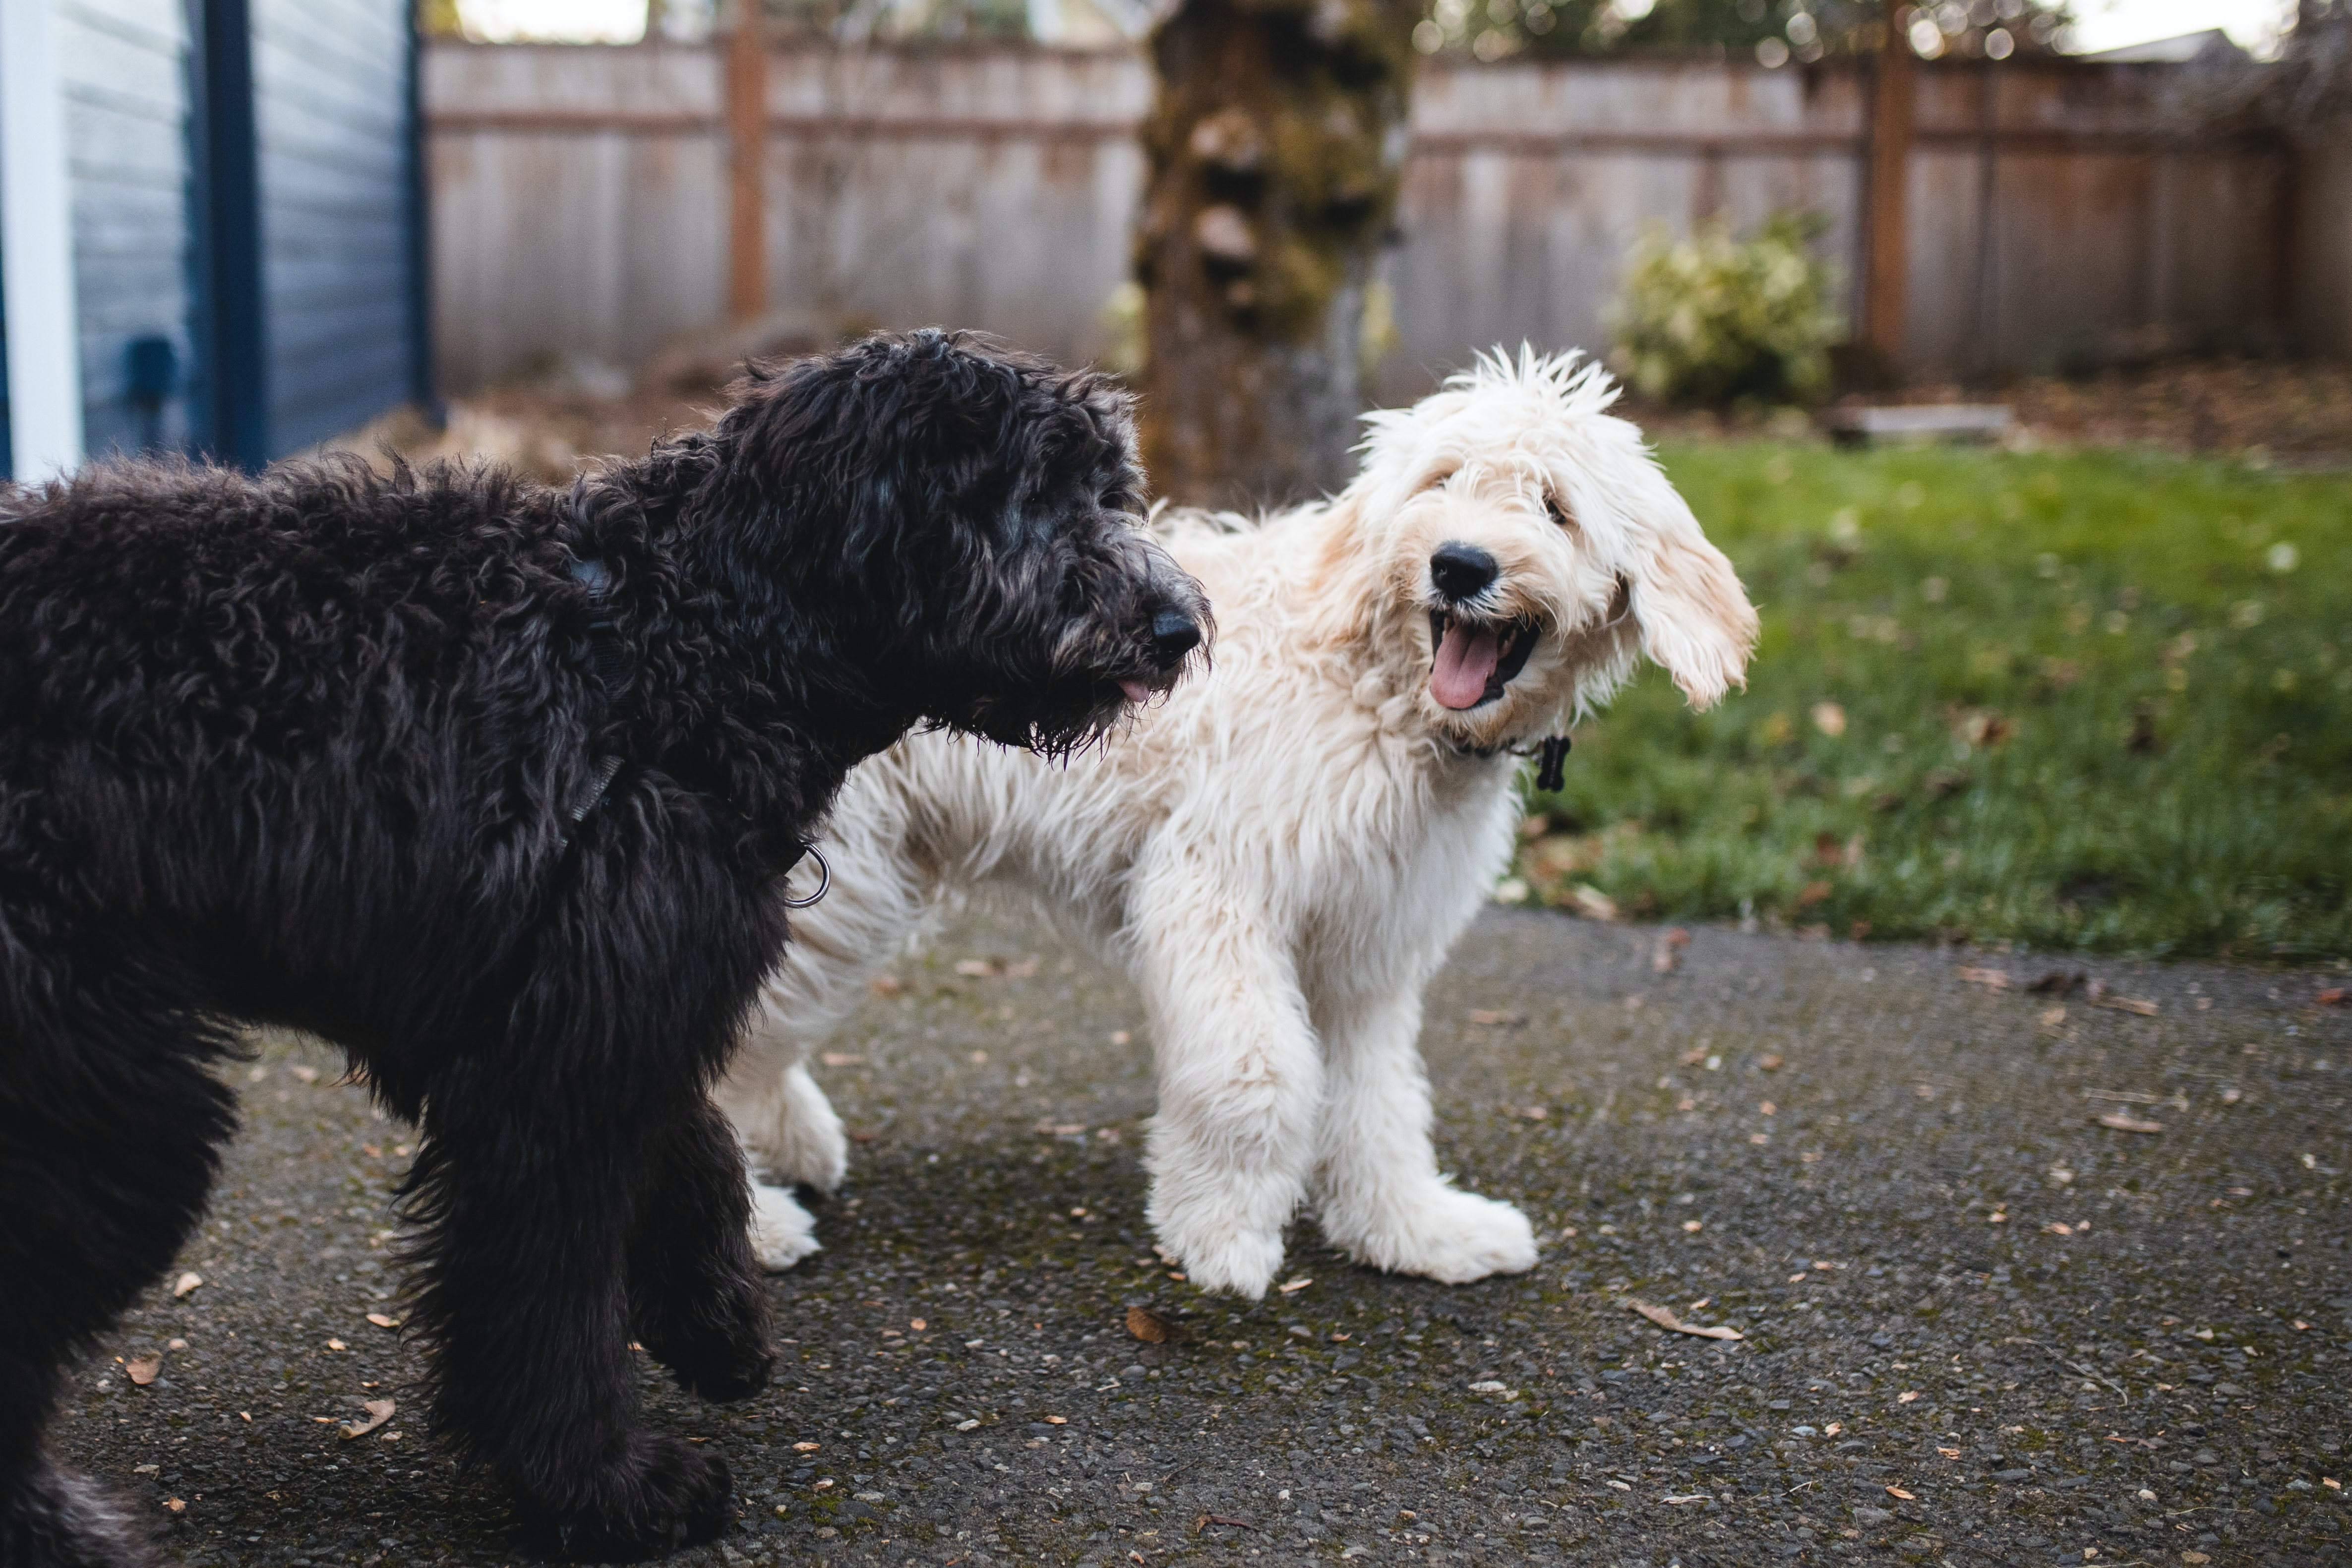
[1428, 610, 1542, 710]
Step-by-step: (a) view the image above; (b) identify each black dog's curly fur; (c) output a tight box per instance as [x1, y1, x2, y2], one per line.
[0, 331, 1207, 1565]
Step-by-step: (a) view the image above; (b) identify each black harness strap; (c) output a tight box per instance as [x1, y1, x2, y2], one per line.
[560, 555, 826, 902]
[565, 557, 631, 827]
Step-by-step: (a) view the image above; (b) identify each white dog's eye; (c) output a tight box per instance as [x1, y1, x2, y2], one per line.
[1545, 495, 1574, 531]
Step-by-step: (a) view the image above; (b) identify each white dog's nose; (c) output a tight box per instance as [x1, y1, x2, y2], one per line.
[1429, 542, 1499, 603]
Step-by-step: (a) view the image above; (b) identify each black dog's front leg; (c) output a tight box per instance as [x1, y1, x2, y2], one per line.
[408, 1066, 733, 1562]
[625, 1095, 775, 1402]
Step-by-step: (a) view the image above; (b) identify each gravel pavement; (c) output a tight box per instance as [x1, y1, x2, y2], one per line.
[59, 908, 2351, 1568]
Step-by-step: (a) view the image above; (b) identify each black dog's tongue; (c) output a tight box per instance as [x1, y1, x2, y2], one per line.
[1431, 622, 1501, 710]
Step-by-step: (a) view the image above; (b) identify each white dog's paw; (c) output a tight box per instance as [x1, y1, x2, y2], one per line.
[747, 1181, 823, 1272]
[1329, 1186, 1537, 1284]
[1149, 1210, 1286, 1300]
[771, 1064, 849, 1192]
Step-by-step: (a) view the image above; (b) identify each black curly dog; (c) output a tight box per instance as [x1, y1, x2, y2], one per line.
[0, 331, 1208, 1565]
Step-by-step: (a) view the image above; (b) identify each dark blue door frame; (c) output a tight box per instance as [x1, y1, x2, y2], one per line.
[188, 0, 269, 471]
[0, 229, 13, 480]
[404, 6, 440, 422]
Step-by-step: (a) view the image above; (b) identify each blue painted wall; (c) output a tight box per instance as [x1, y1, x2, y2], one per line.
[251, 0, 417, 455]
[44, 0, 421, 466]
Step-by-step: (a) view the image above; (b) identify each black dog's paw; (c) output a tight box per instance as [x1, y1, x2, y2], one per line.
[640, 1325, 776, 1405]
[513, 1435, 732, 1563]
[631, 1269, 776, 1404]
[0, 1459, 164, 1568]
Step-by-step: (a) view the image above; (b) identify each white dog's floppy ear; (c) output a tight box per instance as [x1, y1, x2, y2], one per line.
[1620, 469, 1758, 710]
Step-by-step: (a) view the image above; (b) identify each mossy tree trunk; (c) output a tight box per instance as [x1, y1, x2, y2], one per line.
[1136, 0, 1421, 510]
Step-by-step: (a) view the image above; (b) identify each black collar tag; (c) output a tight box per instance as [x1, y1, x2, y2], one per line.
[1534, 734, 1572, 793]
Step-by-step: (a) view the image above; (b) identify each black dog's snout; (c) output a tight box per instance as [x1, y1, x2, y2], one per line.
[1150, 605, 1204, 661]
[1430, 541, 1500, 603]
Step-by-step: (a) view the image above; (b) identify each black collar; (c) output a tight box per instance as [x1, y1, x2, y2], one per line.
[1453, 732, 1572, 792]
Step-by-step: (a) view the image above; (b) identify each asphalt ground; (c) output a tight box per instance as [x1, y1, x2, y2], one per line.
[57, 906, 2351, 1568]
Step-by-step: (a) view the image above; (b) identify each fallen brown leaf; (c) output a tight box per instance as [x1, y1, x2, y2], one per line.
[1466, 1009, 1526, 1026]
[1757, 1053, 1784, 1071]
[2095, 1112, 2164, 1134]
[125, 1355, 162, 1387]
[364, 1312, 401, 1329]
[2318, 988, 2347, 1006]
[819, 1052, 862, 1067]
[1886, 1485, 1916, 1501]
[164, 1498, 186, 1513]
[1626, 1300, 1743, 1341]
[1568, 884, 1618, 921]
[1277, 1277, 1313, 1294]
[171, 1272, 203, 1299]
[2089, 995, 2160, 1017]
[341, 1398, 395, 1440]
[1956, 966, 2010, 990]
[868, 974, 905, 997]
[1126, 1305, 1175, 1344]
[1651, 928, 1690, 973]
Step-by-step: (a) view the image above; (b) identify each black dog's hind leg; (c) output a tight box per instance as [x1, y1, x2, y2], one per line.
[0, 951, 239, 1568]
[624, 1096, 775, 1403]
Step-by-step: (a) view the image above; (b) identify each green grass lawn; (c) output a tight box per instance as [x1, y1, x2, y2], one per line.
[1514, 441, 2352, 960]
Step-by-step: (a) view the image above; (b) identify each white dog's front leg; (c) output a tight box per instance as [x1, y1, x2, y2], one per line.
[1313, 989, 1537, 1284]
[746, 1179, 824, 1271]
[1138, 903, 1321, 1300]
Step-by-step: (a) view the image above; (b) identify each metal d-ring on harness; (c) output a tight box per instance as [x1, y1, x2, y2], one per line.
[561, 555, 829, 906]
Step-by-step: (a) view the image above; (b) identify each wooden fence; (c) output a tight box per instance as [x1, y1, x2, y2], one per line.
[425, 41, 2326, 400]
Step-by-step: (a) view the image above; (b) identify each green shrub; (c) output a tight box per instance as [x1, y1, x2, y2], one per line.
[1606, 212, 1842, 408]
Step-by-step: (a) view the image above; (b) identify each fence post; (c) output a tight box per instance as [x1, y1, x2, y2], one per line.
[1864, 6, 1915, 368]
[726, 3, 767, 319]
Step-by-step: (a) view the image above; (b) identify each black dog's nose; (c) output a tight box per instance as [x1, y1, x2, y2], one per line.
[1150, 606, 1203, 660]
[1429, 541, 1499, 603]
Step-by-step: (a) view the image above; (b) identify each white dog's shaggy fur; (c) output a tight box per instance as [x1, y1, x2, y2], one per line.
[719, 350, 1758, 1297]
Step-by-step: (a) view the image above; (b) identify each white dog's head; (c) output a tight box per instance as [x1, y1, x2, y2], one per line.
[1315, 348, 1757, 752]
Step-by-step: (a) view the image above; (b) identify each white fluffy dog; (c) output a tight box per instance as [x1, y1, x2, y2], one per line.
[719, 350, 1757, 1298]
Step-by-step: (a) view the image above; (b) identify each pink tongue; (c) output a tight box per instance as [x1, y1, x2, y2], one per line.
[1430, 622, 1501, 710]
[1120, 679, 1156, 704]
